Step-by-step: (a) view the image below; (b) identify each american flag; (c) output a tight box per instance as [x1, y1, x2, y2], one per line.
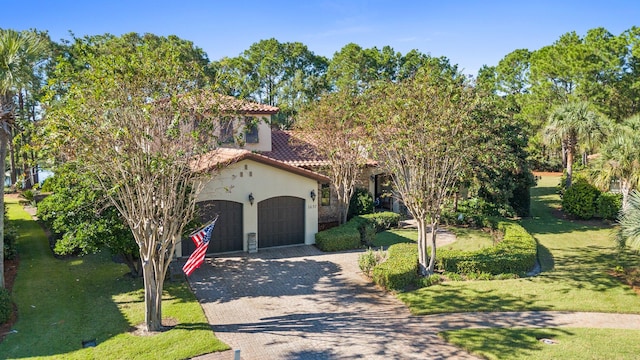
[182, 219, 217, 276]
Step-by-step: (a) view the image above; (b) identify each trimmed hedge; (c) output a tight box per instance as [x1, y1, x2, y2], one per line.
[371, 243, 418, 291]
[315, 211, 401, 252]
[360, 212, 401, 232]
[597, 192, 622, 220]
[315, 217, 364, 251]
[437, 221, 537, 275]
[0, 287, 11, 324]
[562, 178, 601, 219]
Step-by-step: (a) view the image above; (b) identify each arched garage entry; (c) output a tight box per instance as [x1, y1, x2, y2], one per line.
[183, 200, 243, 255]
[258, 196, 305, 248]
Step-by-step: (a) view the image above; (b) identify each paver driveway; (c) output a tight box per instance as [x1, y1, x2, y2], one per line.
[188, 245, 478, 360]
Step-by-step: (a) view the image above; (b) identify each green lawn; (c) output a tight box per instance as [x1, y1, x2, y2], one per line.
[442, 227, 494, 251]
[397, 175, 640, 360]
[397, 175, 640, 315]
[0, 197, 228, 359]
[372, 226, 493, 251]
[440, 327, 640, 360]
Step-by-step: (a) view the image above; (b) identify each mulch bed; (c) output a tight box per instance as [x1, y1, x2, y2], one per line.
[1, 256, 19, 343]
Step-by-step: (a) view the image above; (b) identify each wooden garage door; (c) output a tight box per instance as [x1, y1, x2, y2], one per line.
[258, 196, 305, 248]
[182, 200, 243, 256]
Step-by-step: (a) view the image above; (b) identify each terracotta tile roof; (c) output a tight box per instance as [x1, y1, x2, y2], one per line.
[261, 130, 329, 167]
[193, 147, 329, 182]
[174, 91, 279, 115]
[261, 130, 377, 167]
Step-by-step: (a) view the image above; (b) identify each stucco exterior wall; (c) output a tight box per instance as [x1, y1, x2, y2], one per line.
[241, 116, 272, 152]
[181, 158, 319, 255]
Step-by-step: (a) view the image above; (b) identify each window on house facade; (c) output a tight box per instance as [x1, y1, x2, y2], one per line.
[244, 117, 259, 143]
[219, 118, 234, 144]
[321, 183, 331, 206]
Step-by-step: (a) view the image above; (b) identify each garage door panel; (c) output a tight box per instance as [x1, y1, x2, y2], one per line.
[183, 200, 243, 255]
[258, 196, 305, 248]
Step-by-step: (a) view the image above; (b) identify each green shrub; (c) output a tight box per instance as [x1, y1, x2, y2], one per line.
[358, 248, 387, 276]
[3, 205, 17, 260]
[478, 272, 493, 280]
[421, 274, 442, 287]
[509, 175, 533, 217]
[4, 226, 17, 260]
[360, 212, 401, 232]
[562, 178, 601, 219]
[347, 188, 374, 220]
[437, 221, 537, 276]
[0, 288, 11, 324]
[494, 273, 519, 280]
[597, 192, 622, 220]
[371, 243, 418, 291]
[316, 212, 401, 252]
[359, 223, 377, 246]
[445, 272, 464, 281]
[315, 220, 362, 251]
[21, 189, 36, 204]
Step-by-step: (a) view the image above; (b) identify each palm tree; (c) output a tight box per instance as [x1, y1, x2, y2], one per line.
[617, 190, 640, 252]
[544, 101, 606, 189]
[591, 114, 640, 211]
[0, 28, 47, 288]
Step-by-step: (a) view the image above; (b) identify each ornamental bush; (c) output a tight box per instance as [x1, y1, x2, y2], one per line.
[360, 211, 401, 232]
[315, 212, 400, 251]
[3, 205, 17, 260]
[562, 178, 601, 219]
[358, 247, 387, 276]
[371, 243, 418, 291]
[0, 288, 11, 324]
[347, 188, 374, 220]
[597, 192, 622, 220]
[315, 219, 363, 251]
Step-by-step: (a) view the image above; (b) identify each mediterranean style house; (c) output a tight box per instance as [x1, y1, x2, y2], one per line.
[177, 95, 398, 257]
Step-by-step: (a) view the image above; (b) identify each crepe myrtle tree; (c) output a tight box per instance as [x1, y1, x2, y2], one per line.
[364, 67, 478, 276]
[296, 89, 369, 224]
[41, 33, 234, 332]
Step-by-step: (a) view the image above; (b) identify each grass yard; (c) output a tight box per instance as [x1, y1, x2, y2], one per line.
[372, 226, 493, 251]
[440, 327, 640, 360]
[397, 175, 640, 360]
[442, 227, 494, 251]
[397, 175, 640, 315]
[0, 197, 228, 359]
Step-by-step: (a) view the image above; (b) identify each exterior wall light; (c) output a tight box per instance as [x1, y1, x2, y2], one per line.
[248, 193, 255, 206]
[310, 190, 316, 202]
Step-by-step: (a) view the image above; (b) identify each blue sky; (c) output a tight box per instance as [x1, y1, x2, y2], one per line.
[5, 0, 640, 76]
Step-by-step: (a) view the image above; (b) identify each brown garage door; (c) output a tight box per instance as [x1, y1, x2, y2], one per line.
[182, 200, 243, 256]
[258, 196, 305, 248]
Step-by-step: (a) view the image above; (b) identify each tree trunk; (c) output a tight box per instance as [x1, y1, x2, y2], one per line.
[0, 124, 7, 289]
[123, 253, 142, 277]
[9, 128, 16, 185]
[142, 256, 164, 331]
[416, 217, 428, 276]
[566, 150, 574, 189]
[427, 222, 438, 274]
[621, 180, 631, 212]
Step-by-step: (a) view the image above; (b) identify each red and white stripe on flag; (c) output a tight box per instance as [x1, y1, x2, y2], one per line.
[182, 220, 216, 276]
